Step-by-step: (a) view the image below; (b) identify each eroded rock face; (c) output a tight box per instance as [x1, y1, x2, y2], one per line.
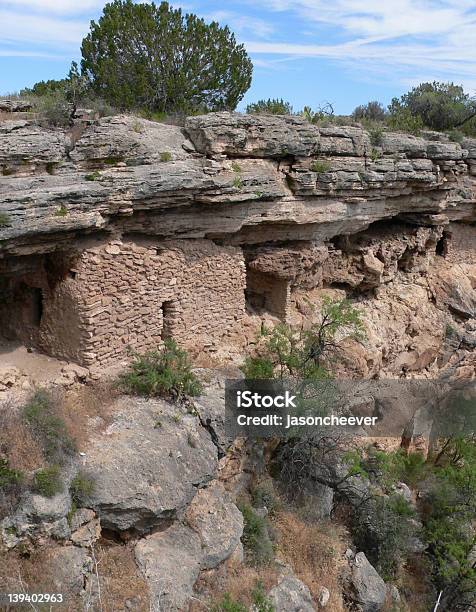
[136, 482, 243, 611]
[185, 480, 243, 569]
[0, 111, 474, 376]
[78, 397, 218, 531]
[0, 112, 474, 257]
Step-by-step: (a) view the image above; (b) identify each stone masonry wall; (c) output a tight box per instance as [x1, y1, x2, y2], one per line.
[42, 239, 246, 367]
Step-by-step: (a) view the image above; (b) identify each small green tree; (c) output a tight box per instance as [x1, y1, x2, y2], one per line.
[352, 101, 386, 122]
[388, 81, 476, 132]
[246, 98, 293, 115]
[242, 297, 365, 380]
[80, 0, 253, 113]
[423, 437, 476, 608]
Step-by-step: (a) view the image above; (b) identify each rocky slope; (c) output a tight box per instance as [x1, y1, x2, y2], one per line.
[0, 108, 475, 611]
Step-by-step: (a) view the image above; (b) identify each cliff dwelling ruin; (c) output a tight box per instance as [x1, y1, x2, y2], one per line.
[0, 111, 475, 376]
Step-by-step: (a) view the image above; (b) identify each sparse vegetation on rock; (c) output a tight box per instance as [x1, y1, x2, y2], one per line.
[119, 340, 202, 399]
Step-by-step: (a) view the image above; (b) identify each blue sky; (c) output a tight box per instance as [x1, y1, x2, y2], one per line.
[1, 0, 475, 114]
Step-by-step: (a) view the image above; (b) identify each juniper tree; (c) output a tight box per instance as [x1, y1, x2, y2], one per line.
[80, 0, 253, 114]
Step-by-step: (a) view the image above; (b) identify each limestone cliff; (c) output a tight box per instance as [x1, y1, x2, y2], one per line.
[0, 110, 475, 378]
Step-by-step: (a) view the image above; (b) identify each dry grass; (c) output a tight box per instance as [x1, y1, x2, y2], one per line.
[273, 511, 349, 612]
[0, 541, 150, 612]
[55, 382, 118, 451]
[0, 548, 83, 612]
[0, 398, 44, 473]
[193, 559, 279, 611]
[95, 540, 150, 611]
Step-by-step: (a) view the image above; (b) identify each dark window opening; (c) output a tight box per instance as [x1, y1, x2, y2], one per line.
[161, 300, 178, 341]
[436, 232, 450, 257]
[32, 287, 43, 327]
[68, 270, 77, 280]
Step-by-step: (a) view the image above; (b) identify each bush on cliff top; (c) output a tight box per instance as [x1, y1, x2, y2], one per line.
[119, 340, 202, 399]
[246, 98, 293, 115]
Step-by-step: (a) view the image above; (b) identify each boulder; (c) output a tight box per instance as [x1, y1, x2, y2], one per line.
[346, 552, 387, 612]
[0, 99, 33, 112]
[136, 479, 244, 609]
[318, 586, 330, 608]
[44, 546, 92, 594]
[267, 574, 315, 612]
[135, 523, 202, 611]
[185, 480, 243, 569]
[79, 397, 218, 531]
[70, 518, 101, 547]
[185, 112, 321, 158]
[69, 114, 195, 165]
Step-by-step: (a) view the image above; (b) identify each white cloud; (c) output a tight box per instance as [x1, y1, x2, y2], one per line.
[242, 0, 476, 92]
[0, 10, 88, 48]
[206, 10, 274, 38]
[0, 0, 105, 15]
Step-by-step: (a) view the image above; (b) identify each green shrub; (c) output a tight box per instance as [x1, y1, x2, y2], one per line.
[70, 471, 95, 504]
[242, 297, 365, 381]
[55, 205, 68, 217]
[239, 503, 274, 566]
[66, 501, 77, 527]
[421, 438, 476, 606]
[246, 98, 293, 115]
[81, 0, 252, 114]
[24, 390, 76, 463]
[351, 494, 418, 579]
[370, 148, 381, 162]
[2, 166, 14, 176]
[0, 212, 12, 227]
[231, 161, 242, 173]
[212, 594, 247, 612]
[251, 581, 275, 612]
[388, 81, 476, 132]
[159, 151, 172, 162]
[85, 171, 101, 181]
[241, 356, 275, 379]
[369, 449, 428, 488]
[119, 339, 202, 399]
[352, 101, 386, 122]
[386, 108, 424, 135]
[310, 160, 331, 173]
[0, 459, 24, 488]
[33, 465, 63, 497]
[368, 126, 384, 146]
[33, 91, 71, 127]
[233, 175, 243, 189]
[448, 129, 464, 143]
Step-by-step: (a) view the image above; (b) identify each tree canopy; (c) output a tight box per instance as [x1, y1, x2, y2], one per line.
[80, 0, 253, 114]
[389, 81, 476, 131]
